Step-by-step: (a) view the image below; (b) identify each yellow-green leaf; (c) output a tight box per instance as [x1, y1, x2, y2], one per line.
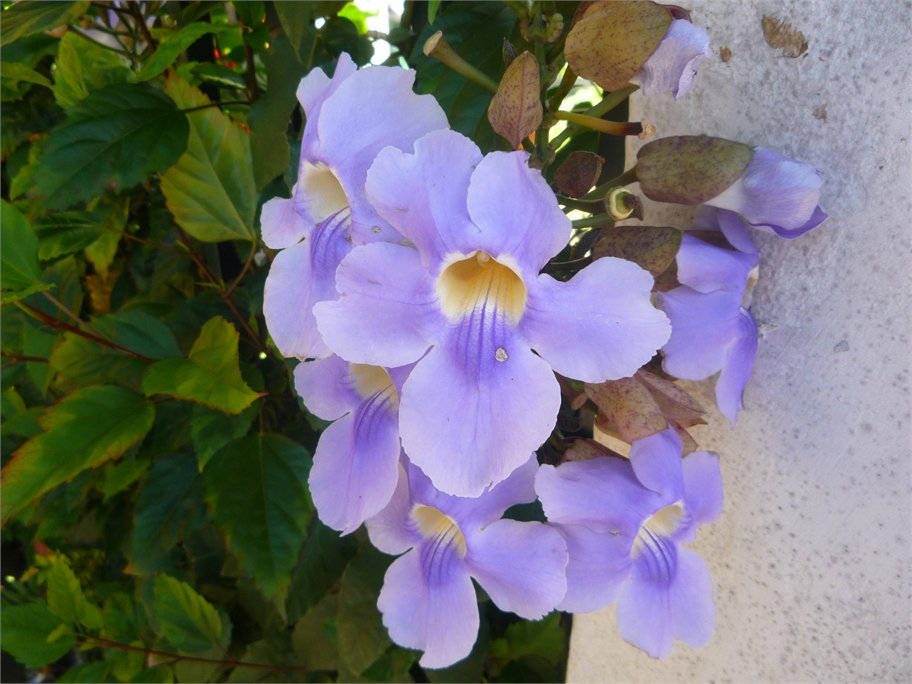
[142, 316, 262, 414]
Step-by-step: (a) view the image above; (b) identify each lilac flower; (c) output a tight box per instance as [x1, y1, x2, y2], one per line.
[631, 18, 711, 99]
[660, 208, 759, 423]
[535, 429, 723, 658]
[314, 129, 670, 496]
[707, 147, 828, 238]
[294, 357, 409, 534]
[262, 53, 448, 360]
[367, 457, 568, 669]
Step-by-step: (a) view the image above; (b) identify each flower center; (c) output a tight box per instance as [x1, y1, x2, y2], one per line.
[298, 161, 348, 224]
[632, 503, 683, 558]
[411, 504, 467, 558]
[350, 363, 398, 406]
[435, 251, 527, 324]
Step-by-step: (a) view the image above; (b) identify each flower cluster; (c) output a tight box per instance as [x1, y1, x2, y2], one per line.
[263, 27, 825, 666]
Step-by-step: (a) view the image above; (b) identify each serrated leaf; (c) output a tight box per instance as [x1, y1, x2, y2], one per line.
[488, 51, 542, 149]
[636, 135, 754, 204]
[160, 75, 256, 242]
[203, 433, 312, 597]
[565, 1, 671, 91]
[585, 375, 668, 443]
[336, 544, 392, 675]
[1, 386, 155, 523]
[0, 1, 90, 47]
[153, 574, 223, 653]
[137, 24, 231, 81]
[1, 200, 43, 292]
[0, 602, 75, 667]
[33, 84, 189, 210]
[142, 316, 261, 414]
[52, 29, 134, 109]
[46, 556, 103, 628]
[131, 452, 205, 575]
[248, 34, 307, 190]
[591, 225, 682, 277]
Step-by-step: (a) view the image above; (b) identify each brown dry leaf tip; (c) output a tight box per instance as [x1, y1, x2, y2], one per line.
[761, 15, 808, 58]
[720, 46, 732, 62]
[638, 120, 656, 139]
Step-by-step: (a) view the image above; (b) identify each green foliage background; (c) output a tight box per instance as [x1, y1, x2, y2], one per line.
[0, 1, 575, 681]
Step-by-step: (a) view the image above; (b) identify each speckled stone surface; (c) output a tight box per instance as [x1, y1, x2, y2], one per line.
[566, 1, 912, 681]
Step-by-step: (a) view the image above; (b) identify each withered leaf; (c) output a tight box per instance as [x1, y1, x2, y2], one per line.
[585, 376, 667, 444]
[487, 51, 542, 148]
[554, 151, 604, 198]
[761, 15, 808, 58]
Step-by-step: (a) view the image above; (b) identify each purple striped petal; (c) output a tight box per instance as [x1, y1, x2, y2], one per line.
[366, 461, 418, 555]
[554, 523, 633, 613]
[521, 257, 670, 382]
[464, 519, 568, 618]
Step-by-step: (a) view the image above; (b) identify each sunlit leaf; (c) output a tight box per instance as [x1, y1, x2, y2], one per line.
[160, 74, 256, 242]
[203, 433, 312, 597]
[33, 84, 189, 210]
[0, 602, 74, 667]
[52, 30, 133, 109]
[142, 316, 262, 414]
[0, 1, 90, 47]
[1, 386, 155, 523]
[137, 24, 232, 81]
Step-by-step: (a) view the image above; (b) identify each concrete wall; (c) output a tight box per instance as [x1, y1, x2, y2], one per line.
[567, 1, 912, 680]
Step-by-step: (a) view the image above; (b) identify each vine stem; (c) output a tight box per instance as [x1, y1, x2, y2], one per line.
[80, 636, 311, 674]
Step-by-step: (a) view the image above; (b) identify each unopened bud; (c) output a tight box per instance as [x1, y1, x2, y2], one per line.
[606, 188, 640, 220]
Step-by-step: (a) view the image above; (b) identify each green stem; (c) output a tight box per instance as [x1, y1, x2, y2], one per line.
[586, 84, 639, 119]
[552, 110, 642, 136]
[423, 31, 499, 93]
[582, 167, 639, 200]
[571, 213, 617, 229]
[548, 65, 578, 112]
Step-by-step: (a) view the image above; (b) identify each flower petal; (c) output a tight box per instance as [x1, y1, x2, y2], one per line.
[308, 386, 401, 534]
[660, 286, 742, 380]
[292, 355, 359, 420]
[444, 455, 539, 529]
[554, 523, 633, 613]
[259, 192, 308, 250]
[314, 242, 439, 367]
[675, 450, 724, 543]
[631, 19, 710, 99]
[464, 519, 568, 619]
[264, 213, 351, 361]
[675, 233, 757, 295]
[466, 151, 571, 277]
[616, 546, 715, 658]
[365, 129, 483, 265]
[522, 257, 670, 382]
[715, 307, 758, 424]
[628, 428, 684, 498]
[400, 336, 560, 497]
[366, 461, 419, 555]
[378, 547, 479, 669]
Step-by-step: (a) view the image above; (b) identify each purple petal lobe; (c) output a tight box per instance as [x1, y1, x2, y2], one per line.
[366, 461, 419, 555]
[308, 385, 400, 533]
[628, 428, 684, 498]
[714, 307, 758, 424]
[676, 233, 757, 295]
[617, 546, 716, 658]
[378, 548, 479, 669]
[554, 523, 633, 613]
[660, 287, 742, 380]
[443, 455, 539, 530]
[464, 519, 568, 618]
[466, 151, 571, 277]
[522, 257, 670, 382]
[314, 242, 438, 367]
[632, 19, 711, 99]
[399, 333, 560, 497]
[365, 130, 483, 265]
[293, 355, 359, 420]
[676, 451, 724, 543]
[260, 193, 308, 250]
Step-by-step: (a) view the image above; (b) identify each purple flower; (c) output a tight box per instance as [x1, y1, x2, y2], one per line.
[367, 456, 568, 669]
[535, 429, 723, 658]
[294, 356, 408, 534]
[631, 18, 711, 99]
[707, 147, 828, 238]
[314, 129, 670, 496]
[660, 208, 759, 424]
[262, 54, 448, 360]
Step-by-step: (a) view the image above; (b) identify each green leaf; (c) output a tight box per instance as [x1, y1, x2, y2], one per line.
[1, 386, 155, 523]
[248, 34, 307, 190]
[1, 60, 53, 90]
[565, 1, 672, 92]
[636, 135, 754, 205]
[0, 1, 90, 47]
[52, 29, 134, 109]
[153, 574, 223, 653]
[336, 543, 393, 675]
[489, 612, 566, 665]
[274, 2, 319, 63]
[191, 403, 257, 469]
[0, 602, 75, 667]
[338, 2, 374, 34]
[34, 211, 105, 260]
[84, 197, 129, 278]
[33, 84, 190, 210]
[286, 519, 359, 622]
[137, 24, 231, 81]
[1, 200, 43, 292]
[142, 316, 261, 414]
[57, 660, 113, 683]
[203, 433, 312, 597]
[320, 16, 373, 66]
[131, 452, 205, 575]
[46, 555, 103, 628]
[160, 74, 257, 242]
[292, 593, 339, 671]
